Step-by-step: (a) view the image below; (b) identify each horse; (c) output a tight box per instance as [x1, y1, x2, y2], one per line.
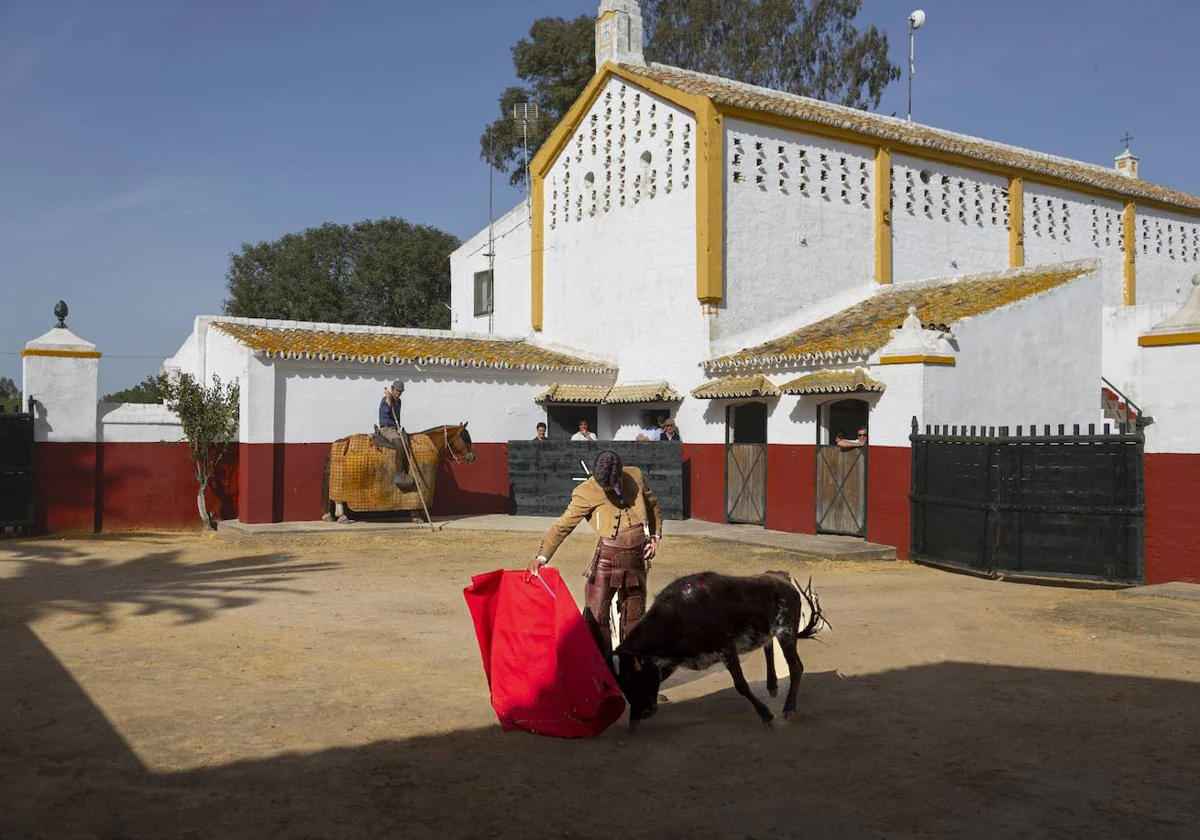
[321, 422, 474, 523]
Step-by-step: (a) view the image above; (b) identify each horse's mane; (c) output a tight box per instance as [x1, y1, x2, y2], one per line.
[415, 423, 470, 442]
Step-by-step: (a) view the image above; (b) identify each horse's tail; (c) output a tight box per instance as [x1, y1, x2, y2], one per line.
[320, 444, 332, 517]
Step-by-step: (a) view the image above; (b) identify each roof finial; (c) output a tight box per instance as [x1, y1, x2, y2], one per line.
[53, 300, 68, 329]
[1120, 132, 1133, 152]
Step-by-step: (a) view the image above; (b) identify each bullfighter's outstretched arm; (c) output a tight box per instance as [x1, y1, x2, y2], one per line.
[537, 484, 597, 562]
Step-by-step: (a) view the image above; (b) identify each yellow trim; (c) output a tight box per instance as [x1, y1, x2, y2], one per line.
[877, 354, 956, 366]
[20, 348, 101, 359]
[1138, 331, 1200, 347]
[696, 98, 724, 307]
[874, 146, 892, 284]
[713, 103, 1200, 218]
[1123, 202, 1137, 306]
[531, 173, 545, 331]
[1008, 176, 1024, 268]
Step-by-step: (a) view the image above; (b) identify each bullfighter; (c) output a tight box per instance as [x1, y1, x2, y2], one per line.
[528, 450, 662, 659]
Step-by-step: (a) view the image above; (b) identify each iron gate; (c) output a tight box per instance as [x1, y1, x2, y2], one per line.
[815, 445, 868, 537]
[909, 417, 1144, 582]
[0, 400, 35, 536]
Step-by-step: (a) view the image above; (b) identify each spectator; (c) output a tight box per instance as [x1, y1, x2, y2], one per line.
[572, 419, 597, 441]
[635, 411, 660, 441]
[533, 422, 549, 441]
[659, 418, 681, 442]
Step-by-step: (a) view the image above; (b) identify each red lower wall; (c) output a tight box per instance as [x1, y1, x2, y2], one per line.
[1144, 453, 1200, 584]
[867, 445, 911, 560]
[35, 442, 238, 534]
[431, 442, 510, 516]
[683, 443, 725, 524]
[766, 444, 817, 534]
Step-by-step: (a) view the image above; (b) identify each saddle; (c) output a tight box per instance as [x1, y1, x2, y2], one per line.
[371, 425, 394, 450]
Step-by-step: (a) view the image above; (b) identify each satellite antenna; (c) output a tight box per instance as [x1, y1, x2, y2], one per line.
[908, 9, 925, 122]
[512, 102, 541, 209]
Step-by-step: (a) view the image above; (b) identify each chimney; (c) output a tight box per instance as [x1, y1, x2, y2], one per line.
[595, 0, 644, 69]
[1115, 148, 1139, 179]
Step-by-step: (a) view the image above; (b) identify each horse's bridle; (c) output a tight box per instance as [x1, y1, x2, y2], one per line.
[441, 425, 471, 464]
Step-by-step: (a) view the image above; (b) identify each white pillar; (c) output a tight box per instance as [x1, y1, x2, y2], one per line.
[21, 305, 100, 442]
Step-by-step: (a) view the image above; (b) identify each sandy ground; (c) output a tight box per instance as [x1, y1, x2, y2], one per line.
[2, 529, 1200, 839]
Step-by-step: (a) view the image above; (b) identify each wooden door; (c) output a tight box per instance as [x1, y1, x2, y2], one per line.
[815, 444, 867, 537]
[726, 402, 768, 525]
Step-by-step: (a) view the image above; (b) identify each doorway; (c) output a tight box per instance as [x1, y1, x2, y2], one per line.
[815, 399, 868, 537]
[546, 405, 598, 441]
[726, 402, 768, 525]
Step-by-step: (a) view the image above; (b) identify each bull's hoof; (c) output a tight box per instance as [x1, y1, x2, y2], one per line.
[761, 715, 775, 731]
[337, 515, 353, 524]
[782, 709, 796, 721]
[767, 685, 779, 698]
[321, 513, 334, 522]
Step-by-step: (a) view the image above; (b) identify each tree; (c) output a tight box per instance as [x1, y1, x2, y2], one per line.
[150, 373, 239, 530]
[480, 15, 598, 188]
[0, 376, 20, 412]
[102, 376, 163, 404]
[481, 2, 899, 183]
[223, 218, 460, 329]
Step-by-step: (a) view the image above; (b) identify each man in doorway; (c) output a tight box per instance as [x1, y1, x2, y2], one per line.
[533, 422, 549, 441]
[528, 450, 662, 659]
[572, 419, 597, 441]
[658, 417, 681, 442]
[378, 380, 414, 490]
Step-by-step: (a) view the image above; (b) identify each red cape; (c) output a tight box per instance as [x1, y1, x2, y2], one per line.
[463, 568, 626, 738]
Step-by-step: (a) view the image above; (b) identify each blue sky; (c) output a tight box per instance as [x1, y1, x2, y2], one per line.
[2, 0, 1198, 395]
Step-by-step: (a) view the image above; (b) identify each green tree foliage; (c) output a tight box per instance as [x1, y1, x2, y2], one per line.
[102, 376, 163, 404]
[480, 15, 597, 188]
[223, 218, 461, 329]
[0, 376, 21, 412]
[481, 2, 899, 184]
[150, 373, 240, 530]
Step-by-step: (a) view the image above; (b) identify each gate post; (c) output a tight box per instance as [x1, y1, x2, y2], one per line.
[20, 302, 101, 533]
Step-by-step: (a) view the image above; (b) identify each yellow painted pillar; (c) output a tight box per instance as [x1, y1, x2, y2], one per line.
[874, 146, 893, 284]
[1123, 202, 1137, 306]
[695, 100, 724, 310]
[530, 173, 544, 331]
[1008, 176, 1024, 268]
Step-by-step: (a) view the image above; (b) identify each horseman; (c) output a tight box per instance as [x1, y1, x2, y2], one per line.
[378, 380, 415, 491]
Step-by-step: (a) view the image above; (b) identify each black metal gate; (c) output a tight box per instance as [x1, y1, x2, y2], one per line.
[909, 418, 1144, 582]
[0, 400, 35, 536]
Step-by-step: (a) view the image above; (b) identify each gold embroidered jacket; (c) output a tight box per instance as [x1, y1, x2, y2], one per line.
[538, 467, 663, 561]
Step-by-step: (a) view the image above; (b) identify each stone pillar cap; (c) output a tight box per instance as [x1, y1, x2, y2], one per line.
[24, 326, 98, 354]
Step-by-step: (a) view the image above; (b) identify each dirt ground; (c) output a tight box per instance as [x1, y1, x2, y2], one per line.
[2, 528, 1200, 839]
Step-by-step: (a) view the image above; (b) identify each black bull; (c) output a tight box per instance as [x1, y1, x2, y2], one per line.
[612, 571, 826, 731]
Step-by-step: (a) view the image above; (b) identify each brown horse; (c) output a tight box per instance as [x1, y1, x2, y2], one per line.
[321, 423, 474, 523]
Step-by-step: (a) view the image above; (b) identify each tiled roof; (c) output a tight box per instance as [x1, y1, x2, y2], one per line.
[779, 368, 885, 395]
[691, 374, 780, 399]
[536, 381, 682, 404]
[535, 383, 612, 404]
[212, 322, 613, 373]
[621, 64, 1200, 213]
[604, 381, 683, 404]
[706, 261, 1095, 371]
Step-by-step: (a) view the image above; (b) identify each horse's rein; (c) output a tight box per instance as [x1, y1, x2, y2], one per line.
[442, 425, 469, 464]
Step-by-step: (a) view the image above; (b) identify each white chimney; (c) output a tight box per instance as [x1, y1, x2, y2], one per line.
[596, 0, 644, 69]
[1115, 148, 1139, 179]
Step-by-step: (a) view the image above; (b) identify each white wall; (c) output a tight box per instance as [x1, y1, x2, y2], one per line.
[1141, 343, 1200, 453]
[540, 76, 705, 387]
[891, 153, 1010, 285]
[1101, 303, 1177, 405]
[1135, 205, 1200, 307]
[449, 203, 532, 336]
[1023, 183, 1124, 307]
[921, 271, 1102, 428]
[719, 119, 875, 344]
[98, 403, 184, 443]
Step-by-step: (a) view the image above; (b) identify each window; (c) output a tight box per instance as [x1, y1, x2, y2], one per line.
[473, 270, 493, 317]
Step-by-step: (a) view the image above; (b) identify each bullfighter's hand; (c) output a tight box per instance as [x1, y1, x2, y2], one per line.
[527, 555, 549, 577]
[643, 538, 658, 563]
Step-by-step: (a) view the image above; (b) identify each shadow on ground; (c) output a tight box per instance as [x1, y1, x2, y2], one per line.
[2, 540, 1198, 838]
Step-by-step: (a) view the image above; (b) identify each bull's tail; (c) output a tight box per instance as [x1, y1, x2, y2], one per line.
[786, 573, 828, 638]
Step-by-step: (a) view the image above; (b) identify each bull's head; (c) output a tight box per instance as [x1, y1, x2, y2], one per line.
[612, 652, 661, 731]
